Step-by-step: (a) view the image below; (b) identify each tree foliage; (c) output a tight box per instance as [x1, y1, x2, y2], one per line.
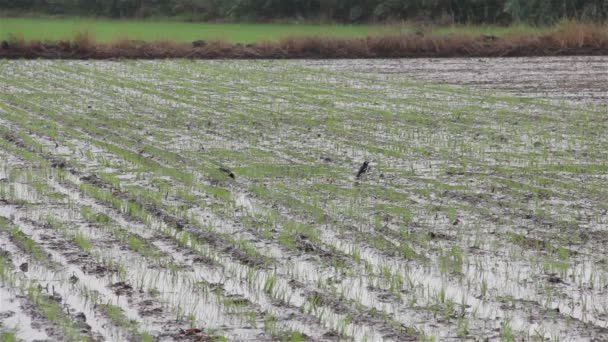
[1, 0, 606, 24]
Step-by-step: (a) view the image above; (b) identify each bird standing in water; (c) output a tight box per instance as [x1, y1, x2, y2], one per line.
[219, 167, 235, 179]
[356, 161, 369, 179]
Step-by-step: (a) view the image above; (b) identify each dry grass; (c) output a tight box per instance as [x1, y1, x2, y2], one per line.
[1, 22, 606, 59]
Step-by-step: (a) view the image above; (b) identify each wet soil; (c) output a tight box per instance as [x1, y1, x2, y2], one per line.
[0, 59, 607, 341]
[304, 56, 608, 105]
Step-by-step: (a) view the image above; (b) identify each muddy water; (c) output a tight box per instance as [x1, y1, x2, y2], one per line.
[1, 58, 608, 341]
[304, 56, 608, 106]
[0, 281, 52, 341]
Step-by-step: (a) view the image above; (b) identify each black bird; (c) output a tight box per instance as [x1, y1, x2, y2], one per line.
[356, 161, 369, 179]
[219, 167, 235, 179]
[69, 272, 79, 284]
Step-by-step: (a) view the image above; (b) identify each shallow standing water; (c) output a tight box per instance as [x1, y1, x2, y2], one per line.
[305, 56, 608, 105]
[0, 57, 607, 341]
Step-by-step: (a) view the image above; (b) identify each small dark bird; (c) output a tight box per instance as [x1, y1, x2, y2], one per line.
[75, 312, 87, 322]
[356, 161, 369, 179]
[219, 167, 235, 179]
[547, 274, 563, 284]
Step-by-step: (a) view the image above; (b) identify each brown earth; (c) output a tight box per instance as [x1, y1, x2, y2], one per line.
[1, 23, 607, 59]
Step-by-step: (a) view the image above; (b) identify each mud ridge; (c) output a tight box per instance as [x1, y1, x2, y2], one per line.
[0, 24, 607, 59]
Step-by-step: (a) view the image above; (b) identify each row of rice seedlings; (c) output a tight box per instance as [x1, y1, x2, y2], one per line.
[190, 64, 608, 336]
[0, 160, 240, 340]
[0, 99, 273, 266]
[0, 82, 420, 336]
[0, 69, 512, 336]
[77, 203, 308, 336]
[77, 144, 428, 336]
[44, 213, 233, 341]
[74, 172, 387, 339]
[2, 60, 604, 338]
[108, 82, 512, 336]
[0, 93, 414, 340]
[57, 58, 608, 312]
[0, 164, 189, 338]
[0, 330, 17, 342]
[0, 87, 548, 332]
[38, 101, 600, 336]
[0, 137, 336, 339]
[0, 217, 103, 341]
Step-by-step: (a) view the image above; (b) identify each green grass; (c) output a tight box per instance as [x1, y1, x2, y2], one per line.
[0, 17, 566, 44]
[0, 18, 396, 43]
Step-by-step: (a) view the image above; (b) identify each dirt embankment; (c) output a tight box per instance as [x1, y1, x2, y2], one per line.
[1, 23, 607, 59]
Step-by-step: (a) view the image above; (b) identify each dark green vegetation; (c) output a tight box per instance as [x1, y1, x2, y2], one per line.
[0, 59, 607, 340]
[0, 0, 606, 24]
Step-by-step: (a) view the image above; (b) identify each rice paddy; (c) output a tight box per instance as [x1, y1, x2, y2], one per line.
[0, 57, 607, 341]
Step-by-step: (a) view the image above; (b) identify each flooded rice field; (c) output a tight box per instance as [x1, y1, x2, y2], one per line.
[0, 58, 607, 341]
[306, 56, 608, 105]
